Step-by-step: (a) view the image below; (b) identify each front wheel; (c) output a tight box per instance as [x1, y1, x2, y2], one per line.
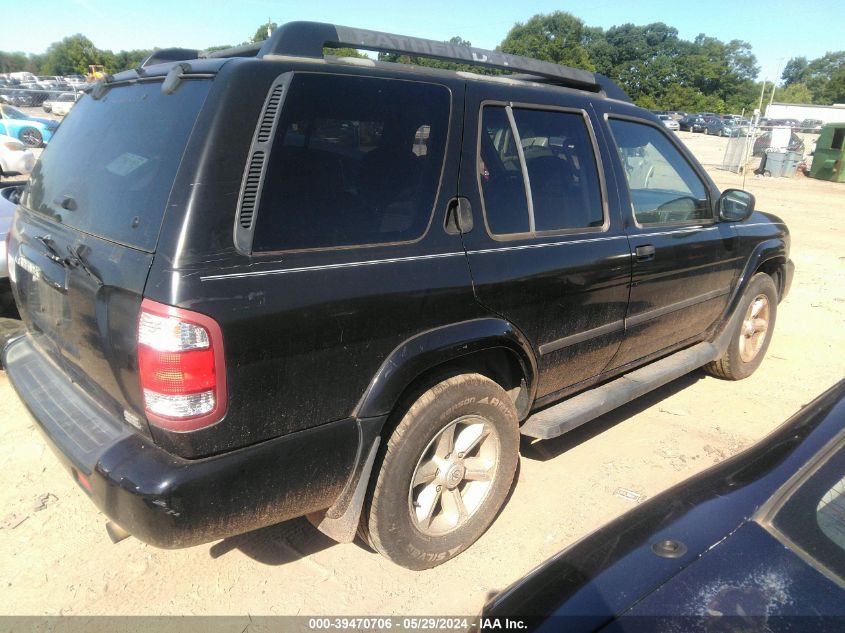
[703, 127, 709, 135]
[19, 127, 43, 148]
[362, 373, 519, 570]
[705, 273, 778, 380]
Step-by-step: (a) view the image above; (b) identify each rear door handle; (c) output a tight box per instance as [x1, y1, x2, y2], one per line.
[635, 244, 656, 261]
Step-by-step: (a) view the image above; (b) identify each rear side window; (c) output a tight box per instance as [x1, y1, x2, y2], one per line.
[478, 105, 604, 237]
[479, 106, 530, 234]
[24, 80, 210, 251]
[513, 108, 604, 232]
[252, 74, 451, 252]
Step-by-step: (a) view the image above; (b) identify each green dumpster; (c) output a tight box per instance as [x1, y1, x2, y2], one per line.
[809, 123, 845, 183]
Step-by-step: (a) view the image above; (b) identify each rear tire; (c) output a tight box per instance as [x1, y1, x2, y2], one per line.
[705, 273, 777, 380]
[362, 373, 519, 570]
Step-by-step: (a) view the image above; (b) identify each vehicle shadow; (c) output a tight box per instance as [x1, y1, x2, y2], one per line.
[208, 516, 338, 565]
[520, 370, 706, 463]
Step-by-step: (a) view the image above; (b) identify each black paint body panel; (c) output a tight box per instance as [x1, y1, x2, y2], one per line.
[3, 51, 794, 549]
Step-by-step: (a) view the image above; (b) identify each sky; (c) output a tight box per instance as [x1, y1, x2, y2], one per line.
[3, 0, 842, 86]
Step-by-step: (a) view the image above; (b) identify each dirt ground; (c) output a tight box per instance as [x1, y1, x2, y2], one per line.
[0, 131, 843, 619]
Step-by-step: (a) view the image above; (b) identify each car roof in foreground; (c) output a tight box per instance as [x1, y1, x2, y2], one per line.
[483, 379, 845, 624]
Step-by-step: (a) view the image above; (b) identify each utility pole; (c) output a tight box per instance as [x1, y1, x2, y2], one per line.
[756, 79, 767, 122]
[767, 57, 786, 112]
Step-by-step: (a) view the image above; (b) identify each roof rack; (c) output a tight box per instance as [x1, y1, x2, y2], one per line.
[140, 21, 630, 101]
[258, 22, 609, 94]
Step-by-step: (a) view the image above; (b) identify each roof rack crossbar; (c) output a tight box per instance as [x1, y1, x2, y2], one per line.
[258, 22, 600, 93]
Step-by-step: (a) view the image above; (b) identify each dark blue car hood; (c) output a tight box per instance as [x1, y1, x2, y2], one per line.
[606, 522, 845, 629]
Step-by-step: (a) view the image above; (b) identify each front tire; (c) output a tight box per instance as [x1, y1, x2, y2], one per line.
[362, 373, 519, 570]
[705, 273, 778, 380]
[19, 127, 43, 148]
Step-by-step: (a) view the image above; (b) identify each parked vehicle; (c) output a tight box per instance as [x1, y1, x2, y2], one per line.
[657, 114, 679, 131]
[41, 91, 64, 112]
[0, 134, 35, 179]
[0, 104, 58, 147]
[703, 117, 748, 137]
[753, 130, 805, 157]
[762, 118, 801, 128]
[483, 380, 845, 628]
[3, 21, 793, 571]
[50, 92, 80, 116]
[800, 119, 824, 133]
[678, 114, 706, 132]
[0, 89, 36, 107]
[0, 184, 23, 315]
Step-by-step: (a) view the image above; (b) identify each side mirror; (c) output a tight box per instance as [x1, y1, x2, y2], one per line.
[718, 189, 755, 222]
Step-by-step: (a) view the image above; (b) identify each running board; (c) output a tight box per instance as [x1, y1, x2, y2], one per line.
[520, 341, 720, 440]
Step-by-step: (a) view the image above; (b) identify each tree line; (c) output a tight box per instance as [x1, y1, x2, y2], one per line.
[1, 12, 843, 112]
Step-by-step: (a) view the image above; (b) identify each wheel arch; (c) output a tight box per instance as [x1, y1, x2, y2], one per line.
[353, 318, 538, 423]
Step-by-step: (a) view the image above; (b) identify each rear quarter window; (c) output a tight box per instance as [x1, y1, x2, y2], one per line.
[24, 80, 210, 252]
[251, 74, 451, 252]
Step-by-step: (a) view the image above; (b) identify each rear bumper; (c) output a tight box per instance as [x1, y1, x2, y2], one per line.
[4, 335, 360, 548]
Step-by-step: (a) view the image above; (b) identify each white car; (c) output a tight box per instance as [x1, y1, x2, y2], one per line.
[0, 133, 35, 178]
[658, 114, 680, 132]
[51, 92, 80, 116]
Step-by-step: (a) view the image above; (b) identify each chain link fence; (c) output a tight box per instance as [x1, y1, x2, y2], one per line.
[721, 122, 816, 177]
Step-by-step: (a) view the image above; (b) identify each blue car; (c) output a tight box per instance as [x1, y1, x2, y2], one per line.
[0, 104, 58, 147]
[484, 379, 845, 630]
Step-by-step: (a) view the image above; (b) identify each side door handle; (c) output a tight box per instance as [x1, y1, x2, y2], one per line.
[635, 244, 656, 261]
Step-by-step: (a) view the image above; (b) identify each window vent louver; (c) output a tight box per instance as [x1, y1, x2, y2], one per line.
[238, 150, 265, 229]
[256, 85, 284, 143]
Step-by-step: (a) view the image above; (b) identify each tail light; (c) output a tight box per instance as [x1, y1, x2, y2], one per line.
[137, 299, 227, 432]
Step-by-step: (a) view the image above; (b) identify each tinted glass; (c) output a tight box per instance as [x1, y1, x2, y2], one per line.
[253, 74, 450, 251]
[478, 106, 530, 235]
[770, 443, 845, 584]
[609, 119, 710, 225]
[24, 80, 210, 251]
[513, 108, 603, 231]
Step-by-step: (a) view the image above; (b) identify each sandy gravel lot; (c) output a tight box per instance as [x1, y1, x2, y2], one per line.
[0, 131, 843, 619]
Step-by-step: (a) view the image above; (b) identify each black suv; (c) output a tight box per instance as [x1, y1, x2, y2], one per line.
[4, 22, 793, 570]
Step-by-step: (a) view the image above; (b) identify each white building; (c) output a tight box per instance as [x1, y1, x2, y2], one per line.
[765, 102, 845, 123]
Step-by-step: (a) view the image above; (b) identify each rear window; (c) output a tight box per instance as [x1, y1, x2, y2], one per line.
[24, 80, 210, 251]
[252, 74, 450, 252]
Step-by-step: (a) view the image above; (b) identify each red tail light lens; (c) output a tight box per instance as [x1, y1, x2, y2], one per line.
[137, 299, 227, 432]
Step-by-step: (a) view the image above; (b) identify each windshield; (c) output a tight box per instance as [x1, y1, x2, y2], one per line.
[0, 105, 27, 120]
[24, 79, 211, 252]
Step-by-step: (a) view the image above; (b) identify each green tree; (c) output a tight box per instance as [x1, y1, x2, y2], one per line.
[823, 65, 845, 103]
[111, 49, 153, 72]
[500, 12, 595, 71]
[41, 34, 105, 75]
[774, 82, 814, 104]
[781, 56, 809, 86]
[0, 51, 30, 73]
[252, 21, 278, 43]
[661, 83, 725, 113]
[800, 52, 845, 103]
